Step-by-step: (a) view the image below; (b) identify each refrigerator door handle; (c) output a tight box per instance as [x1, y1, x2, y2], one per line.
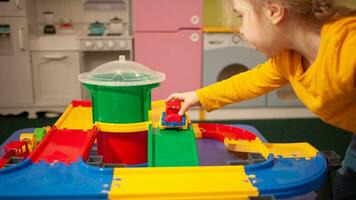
[18, 27, 26, 51]
[15, 0, 23, 9]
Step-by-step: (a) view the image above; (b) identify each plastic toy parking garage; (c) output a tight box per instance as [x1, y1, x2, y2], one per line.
[0, 56, 329, 199]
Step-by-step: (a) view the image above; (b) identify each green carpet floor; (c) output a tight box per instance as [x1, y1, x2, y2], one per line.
[0, 113, 353, 157]
[0, 112, 59, 145]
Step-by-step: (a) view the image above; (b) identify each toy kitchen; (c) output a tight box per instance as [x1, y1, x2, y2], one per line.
[0, 0, 133, 116]
[80, 21, 133, 99]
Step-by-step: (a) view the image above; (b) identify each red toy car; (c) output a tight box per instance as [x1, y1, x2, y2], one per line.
[0, 141, 30, 168]
[0, 151, 12, 168]
[4, 141, 30, 158]
[164, 99, 182, 123]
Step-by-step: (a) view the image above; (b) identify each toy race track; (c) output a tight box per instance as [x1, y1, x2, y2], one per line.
[0, 100, 327, 199]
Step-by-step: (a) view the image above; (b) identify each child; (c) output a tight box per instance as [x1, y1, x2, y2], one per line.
[166, 0, 356, 199]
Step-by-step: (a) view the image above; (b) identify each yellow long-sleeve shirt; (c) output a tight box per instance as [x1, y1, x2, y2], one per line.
[197, 16, 356, 133]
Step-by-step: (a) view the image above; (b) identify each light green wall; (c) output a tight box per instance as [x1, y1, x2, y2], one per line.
[203, 0, 224, 27]
[203, 0, 241, 28]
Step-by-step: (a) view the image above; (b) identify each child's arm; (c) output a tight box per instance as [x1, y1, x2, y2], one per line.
[166, 91, 201, 116]
[166, 51, 293, 115]
[196, 57, 289, 112]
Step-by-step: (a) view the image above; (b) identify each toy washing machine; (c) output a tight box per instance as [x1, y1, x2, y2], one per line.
[203, 32, 304, 108]
[203, 32, 267, 108]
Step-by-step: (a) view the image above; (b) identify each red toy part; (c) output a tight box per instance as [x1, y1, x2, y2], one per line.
[30, 127, 97, 164]
[0, 141, 30, 168]
[71, 100, 92, 107]
[0, 150, 14, 168]
[3, 141, 30, 158]
[96, 131, 148, 165]
[198, 123, 257, 142]
[164, 99, 182, 123]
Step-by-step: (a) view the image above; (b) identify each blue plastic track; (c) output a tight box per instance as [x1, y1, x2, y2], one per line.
[245, 153, 327, 199]
[0, 158, 113, 199]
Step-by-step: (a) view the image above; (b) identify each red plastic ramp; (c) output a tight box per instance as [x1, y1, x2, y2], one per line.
[30, 127, 97, 164]
[198, 123, 257, 142]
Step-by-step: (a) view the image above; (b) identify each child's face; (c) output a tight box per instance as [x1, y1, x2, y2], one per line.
[232, 0, 286, 58]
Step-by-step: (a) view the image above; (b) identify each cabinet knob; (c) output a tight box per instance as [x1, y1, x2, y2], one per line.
[190, 33, 199, 42]
[117, 40, 127, 49]
[190, 15, 200, 25]
[84, 41, 93, 49]
[96, 41, 104, 49]
[107, 40, 115, 49]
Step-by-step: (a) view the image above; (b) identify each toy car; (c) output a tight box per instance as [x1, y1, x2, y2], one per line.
[0, 141, 30, 168]
[160, 99, 187, 129]
[3, 141, 30, 158]
[165, 99, 182, 123]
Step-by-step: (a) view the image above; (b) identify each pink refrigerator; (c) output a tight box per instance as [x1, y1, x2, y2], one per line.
[133, 0, 202, 100]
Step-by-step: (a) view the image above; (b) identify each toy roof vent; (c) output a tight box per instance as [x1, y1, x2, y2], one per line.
[79, 55, 165, 86]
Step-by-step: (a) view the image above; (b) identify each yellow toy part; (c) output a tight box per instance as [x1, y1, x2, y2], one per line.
[95, 121, 150, 133]
[198, 108, 206, 121]
[19, 133, 37, 153]
[150, 100, 166, 128]
[44, 126, 51, 133]
[54, 104, 93, 130]
[109, 166, 258, 200]
[224, 138, 318, 159]
[192, 123, 202, 138]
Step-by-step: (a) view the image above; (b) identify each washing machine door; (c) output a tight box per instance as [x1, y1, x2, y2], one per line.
[203, 45, 267, 108]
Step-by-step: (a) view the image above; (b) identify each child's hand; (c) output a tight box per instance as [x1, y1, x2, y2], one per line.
[166, 91, 201, 116]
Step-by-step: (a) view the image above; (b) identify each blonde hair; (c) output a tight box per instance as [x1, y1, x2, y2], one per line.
[280, 0, 356, 25]
[222, 0, 356, 29]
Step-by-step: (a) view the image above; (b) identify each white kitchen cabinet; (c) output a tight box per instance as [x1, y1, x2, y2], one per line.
[0, 0, 26, 17]
[31, 51, 82, 105]
[0, 17, 34, 105]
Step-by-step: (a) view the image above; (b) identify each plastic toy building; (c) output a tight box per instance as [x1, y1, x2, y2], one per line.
[160, 99, 187, 128]
[0, 56, 327, 199]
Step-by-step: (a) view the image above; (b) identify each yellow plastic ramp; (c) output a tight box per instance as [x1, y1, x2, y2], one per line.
[109, 166, 258, 200]
[224, 138, 318, 159]
[54, 104, 93, 130]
